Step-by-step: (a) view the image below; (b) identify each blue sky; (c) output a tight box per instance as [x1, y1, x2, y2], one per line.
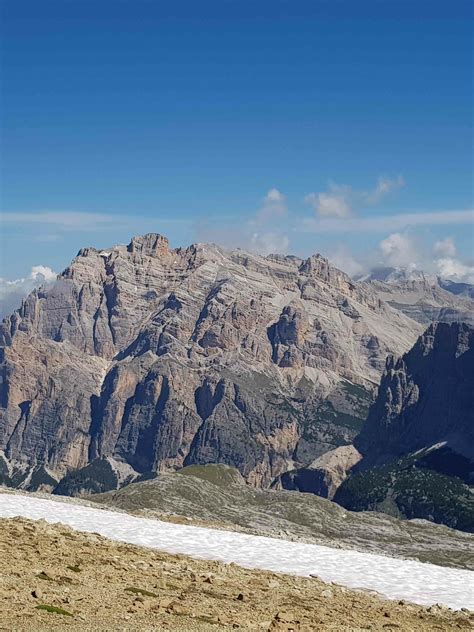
[1, 1, 473, 296]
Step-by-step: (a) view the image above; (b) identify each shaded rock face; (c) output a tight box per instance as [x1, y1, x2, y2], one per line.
[0, 233, 422, 489]
[333, 322, 474, 532]
[356, 322, 474, 465]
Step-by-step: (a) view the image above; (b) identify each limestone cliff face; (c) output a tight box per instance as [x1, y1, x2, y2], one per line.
[356, 321, 474, 464]
[0, 234, 422, 487]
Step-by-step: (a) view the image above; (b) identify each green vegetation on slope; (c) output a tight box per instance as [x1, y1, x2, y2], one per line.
[335, 455, 474, 533]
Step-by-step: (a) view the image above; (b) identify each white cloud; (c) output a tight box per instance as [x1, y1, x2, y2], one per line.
[326, 232, 421, 278]
[246, 189, 290, 254]
[435, 258, 474, 284]
[250, 231, 290, 255]
[330, 230, 474, 284]
[265, 188, 284, 203]
[30, 265, 57, 282]
[433, 236, 457, 258]
[305, 184, 352, 218]
[194, 188, 290, 255]
[364, 175, 405, 204]
[378, 233, 418, 268]
[328, 246, 364, 278]
[256, 188, 288, 222]
[0, 266, 57, 320]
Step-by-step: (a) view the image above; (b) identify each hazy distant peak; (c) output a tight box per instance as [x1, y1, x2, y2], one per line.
[357, 266, 435, 285]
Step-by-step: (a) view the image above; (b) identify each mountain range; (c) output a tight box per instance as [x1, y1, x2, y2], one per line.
[0, 233, 472, 531]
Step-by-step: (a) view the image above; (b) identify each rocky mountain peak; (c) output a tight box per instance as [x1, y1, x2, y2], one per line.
[127, 233, 170, 257]
[333, 321, 474, 532]
[299, 254, 334, 282]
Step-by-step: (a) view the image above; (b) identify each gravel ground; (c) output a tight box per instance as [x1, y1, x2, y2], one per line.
[0, 517, 472, 632]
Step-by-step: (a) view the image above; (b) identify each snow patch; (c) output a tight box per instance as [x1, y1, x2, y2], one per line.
[0, 493, 472, 610]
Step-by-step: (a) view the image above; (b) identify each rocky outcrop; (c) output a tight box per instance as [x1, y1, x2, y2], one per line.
[0, 233, 423, 489]
[275, 445, 362, 499]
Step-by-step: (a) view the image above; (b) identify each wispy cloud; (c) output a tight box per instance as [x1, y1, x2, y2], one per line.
[304, 175, 405, 218]
[328, 246, 364, 278]
[436, 257, 474, 284]
[364, 175, 405, 204]
[432, 237, 474, 284]
[1, 211, 121, 230]
[378, 232, 418, 268]
[1, 211, 192, 232]
[326, 230, 474, 285]
[433, 236, 457, 257]
[255, 188, 287, 222]
[301, 209, 474, 233]
[249, 188, 289, 253]
[304, 184, 352, 218]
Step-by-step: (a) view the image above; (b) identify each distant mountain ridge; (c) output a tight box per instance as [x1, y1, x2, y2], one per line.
[438, 278, 474, 300]
[357, 266, 473, 324]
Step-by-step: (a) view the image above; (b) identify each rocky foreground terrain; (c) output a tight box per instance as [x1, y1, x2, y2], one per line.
[0, 232, 423, 491]
[1, 517, 472, 632]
